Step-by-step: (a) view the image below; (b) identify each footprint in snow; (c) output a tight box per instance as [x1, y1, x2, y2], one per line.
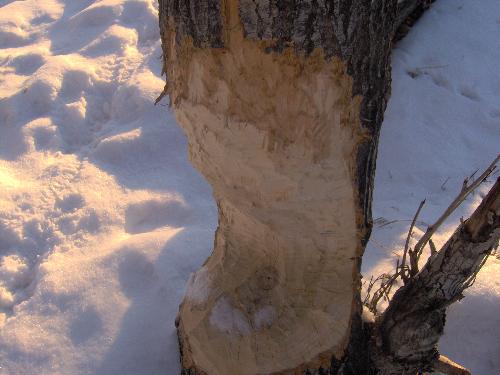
[56, 193, 85, 213]
[59, 70, 91, 101]
[0, 30, 33, 49]
[9, 53, 45, 76]
[125, 199, 193, 234]
[459, 85, 481, 101]
[69, 306, 103, 345]
[488, 109, 500, 119]
[118, 250, 157, 296]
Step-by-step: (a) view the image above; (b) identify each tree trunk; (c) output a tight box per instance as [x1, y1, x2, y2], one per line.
[160, 1, 395, 374]
[158, 1, 497, 374]
[396, 0, 431, 29]
[394, 0, 435, 41]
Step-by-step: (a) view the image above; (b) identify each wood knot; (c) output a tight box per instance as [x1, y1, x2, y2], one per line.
[256, 266, 279, 291]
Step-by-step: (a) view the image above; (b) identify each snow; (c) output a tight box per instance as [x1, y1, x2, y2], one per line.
[209, 297, 251, 336]
[362, 1, 500, 373]
[0, 0, 498, 374]
[185, 266, 212, 304]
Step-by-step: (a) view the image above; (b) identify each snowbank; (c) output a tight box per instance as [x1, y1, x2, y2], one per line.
[0, 0, 498, 374]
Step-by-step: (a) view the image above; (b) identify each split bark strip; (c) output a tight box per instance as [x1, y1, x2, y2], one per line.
[432, 355, 471, 375]
[374, 177, 500, 374]
[409, 154, 499, 276]
[366, 156, 498, 314]
[401, 199, 425, 284]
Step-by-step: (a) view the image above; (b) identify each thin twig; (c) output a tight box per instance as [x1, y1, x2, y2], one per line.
[363, 154, 499, 314]
[155, 83, 169, 105]
[410, 154, 499, 276]
[401, 199, 425, 284]
[441, 176, 450, 191]
[428, 238, 437, 256]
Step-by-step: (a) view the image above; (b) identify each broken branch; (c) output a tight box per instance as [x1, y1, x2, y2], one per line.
[432, 355, 471, 375]
[411, 154, 499, 276]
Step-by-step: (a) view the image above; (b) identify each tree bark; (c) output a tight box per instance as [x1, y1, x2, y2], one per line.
[160, 1, 396, 374]
[394, 0, 435, 41]
[158, 1, 497, 374]
[373, 178, 500, 374]
[396, 0, 431, 30]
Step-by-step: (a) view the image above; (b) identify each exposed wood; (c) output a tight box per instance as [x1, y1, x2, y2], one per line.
[159, 1, 397, 374]
[158, 1, 497, 374]
[432, 355, 471, 375]
[401, 199, 426, 284]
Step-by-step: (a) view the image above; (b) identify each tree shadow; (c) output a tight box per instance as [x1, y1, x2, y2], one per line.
[87, 104, 213, 198]
[440, 291, 500, 374]
[95, 224, 215, 375]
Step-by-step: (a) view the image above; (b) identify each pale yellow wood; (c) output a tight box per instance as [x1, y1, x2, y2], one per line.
[166, 2, 370, 374]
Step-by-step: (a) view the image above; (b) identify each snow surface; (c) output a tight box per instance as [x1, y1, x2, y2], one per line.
[0, 0, 498, 374]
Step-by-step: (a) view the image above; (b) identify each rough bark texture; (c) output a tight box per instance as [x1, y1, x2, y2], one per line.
[396, 0, 430, 30]
[159, 1, 398, 374]
[160, 0, 398, 239]
[158, 1, 496, 375]
[373, 178, 500, 374]
[236, 0, 398, 237]
[159, 0, 224, 48]
[159, 1, 397, 373]
[394, 0, 435, 41]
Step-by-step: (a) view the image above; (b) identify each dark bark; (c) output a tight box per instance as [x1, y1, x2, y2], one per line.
[235, 0, 398, 237]
[394, 0, 435, 41]
[160, 3, 395, 374]
[158, 0, 224, 48]
[158, 1, 496, 374]
[374, 178, 500, 374]
[160, 0, 397, 241]
[396, 0, 432, 30]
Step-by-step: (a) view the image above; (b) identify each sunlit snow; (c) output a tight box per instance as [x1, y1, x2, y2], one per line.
[0, 0, 498, 374]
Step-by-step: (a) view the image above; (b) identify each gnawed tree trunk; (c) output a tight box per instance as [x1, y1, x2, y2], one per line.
[158, 1, 498, 374]
[160, 1, 395, 374]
